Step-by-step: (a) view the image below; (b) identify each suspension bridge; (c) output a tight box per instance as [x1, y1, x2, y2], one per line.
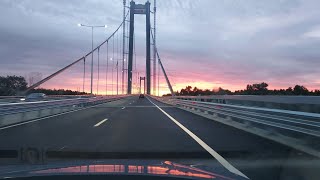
[23, 0, 172, 97]
[0, 1, 320, 180]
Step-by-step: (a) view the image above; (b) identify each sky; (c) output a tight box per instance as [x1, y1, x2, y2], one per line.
[1, 0, 320, 95]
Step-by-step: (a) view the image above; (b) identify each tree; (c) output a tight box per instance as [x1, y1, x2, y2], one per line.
[180, 86, 193, 96]
[285, 87, 293, 95]
[186, 86, 192, 94]
[246, 84, 253, 91]
[293, 85, 309, 95]
[215, 87, 232, 95]
[253, 82, 268, 91]
[203, 89, 211, 95]
[243, 82, 269, 95]
[252, 82, 268, 95]
[193, 87, 199, 96]
[314, 90, 320, 96]
[0, 76, 28, 96]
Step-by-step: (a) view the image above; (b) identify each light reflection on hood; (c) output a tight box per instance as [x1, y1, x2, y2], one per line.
[31, 161, 235, 180]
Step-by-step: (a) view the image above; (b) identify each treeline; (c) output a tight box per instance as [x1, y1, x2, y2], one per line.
[29, 88, 87, 95]
[168, 82, 320, 96]
[0, 75, 86, 96]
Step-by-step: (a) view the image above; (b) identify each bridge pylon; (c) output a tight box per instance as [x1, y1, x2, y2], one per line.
[127, 1, 151, 95]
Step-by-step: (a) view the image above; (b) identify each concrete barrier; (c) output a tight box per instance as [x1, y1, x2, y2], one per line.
[0, 95, 129, 128]
[0, 106, 80, 127]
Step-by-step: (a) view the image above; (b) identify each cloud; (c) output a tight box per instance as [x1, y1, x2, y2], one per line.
[303, 25, 320, 38]
[1, 0, 320, 93]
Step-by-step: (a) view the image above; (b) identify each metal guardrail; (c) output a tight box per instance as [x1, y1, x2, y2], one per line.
[0, 95, 93, 104]
[175, 95, 320, 104]
[167, 98, 320, 137]
[0, 96, 24, 99]
[174, 95, 320, 113]
[0, 95, 127, 116]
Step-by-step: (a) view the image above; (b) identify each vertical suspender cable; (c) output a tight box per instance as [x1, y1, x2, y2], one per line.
[91, 27, 94, 95]
[97, 47, 100, 95]
[112, 35, 114, 95]
[158, 58, 160, 96]
[153, 0, 157, 95]
[83, 57, 86, 93]
[133, 31, 136, 93]
[117, 30, 119, 95]
[122, 0, 126, 94]
[106, 41, 109, 95]
[126, 12, 129, 93]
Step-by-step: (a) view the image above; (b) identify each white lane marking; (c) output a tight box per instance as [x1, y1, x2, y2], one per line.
[121, 107, 126, 110]
[94, 118, 108, 127]
[146, 97, 248, 179]
[0, 103, 109, 131]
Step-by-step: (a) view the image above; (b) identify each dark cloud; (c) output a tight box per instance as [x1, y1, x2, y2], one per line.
[0, 0, 320, 91]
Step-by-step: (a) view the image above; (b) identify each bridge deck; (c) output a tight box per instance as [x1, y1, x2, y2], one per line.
[0, 96, 317, 179]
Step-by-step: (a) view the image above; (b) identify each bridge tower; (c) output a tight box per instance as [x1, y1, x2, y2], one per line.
[127, 1, 151, 95]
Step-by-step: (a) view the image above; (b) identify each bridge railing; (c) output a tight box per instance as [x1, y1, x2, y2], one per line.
[175, 95, 320, 113]
[0, 95, 94, 104]
[0, 95, 128, 128]
[153, 96, 320, 157]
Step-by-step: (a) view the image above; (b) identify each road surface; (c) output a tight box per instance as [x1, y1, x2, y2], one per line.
[0, 96, 318, 179]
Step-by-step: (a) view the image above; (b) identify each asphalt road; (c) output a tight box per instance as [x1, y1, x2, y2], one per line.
[0, 96, 318, 180]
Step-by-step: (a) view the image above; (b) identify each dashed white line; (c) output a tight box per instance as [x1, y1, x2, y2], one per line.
[146, 97, 248, 179]
[94, 118, 108, 127]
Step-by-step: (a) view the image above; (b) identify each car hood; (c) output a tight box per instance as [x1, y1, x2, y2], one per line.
[0, 159, 246, 180]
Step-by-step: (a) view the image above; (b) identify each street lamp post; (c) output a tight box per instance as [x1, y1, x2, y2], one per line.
[78, 23, 107, 95]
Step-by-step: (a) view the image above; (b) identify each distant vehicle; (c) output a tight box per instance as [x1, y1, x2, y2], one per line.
[139, 94, 144, 99]
[21, 93, 47, 102]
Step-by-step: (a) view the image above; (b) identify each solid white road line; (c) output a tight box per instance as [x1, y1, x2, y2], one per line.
[94, 119, 108, 127]
[146, 97, 248, 179]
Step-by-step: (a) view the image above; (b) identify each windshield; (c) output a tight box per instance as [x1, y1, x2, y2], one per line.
[0, 1, 319, 180]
